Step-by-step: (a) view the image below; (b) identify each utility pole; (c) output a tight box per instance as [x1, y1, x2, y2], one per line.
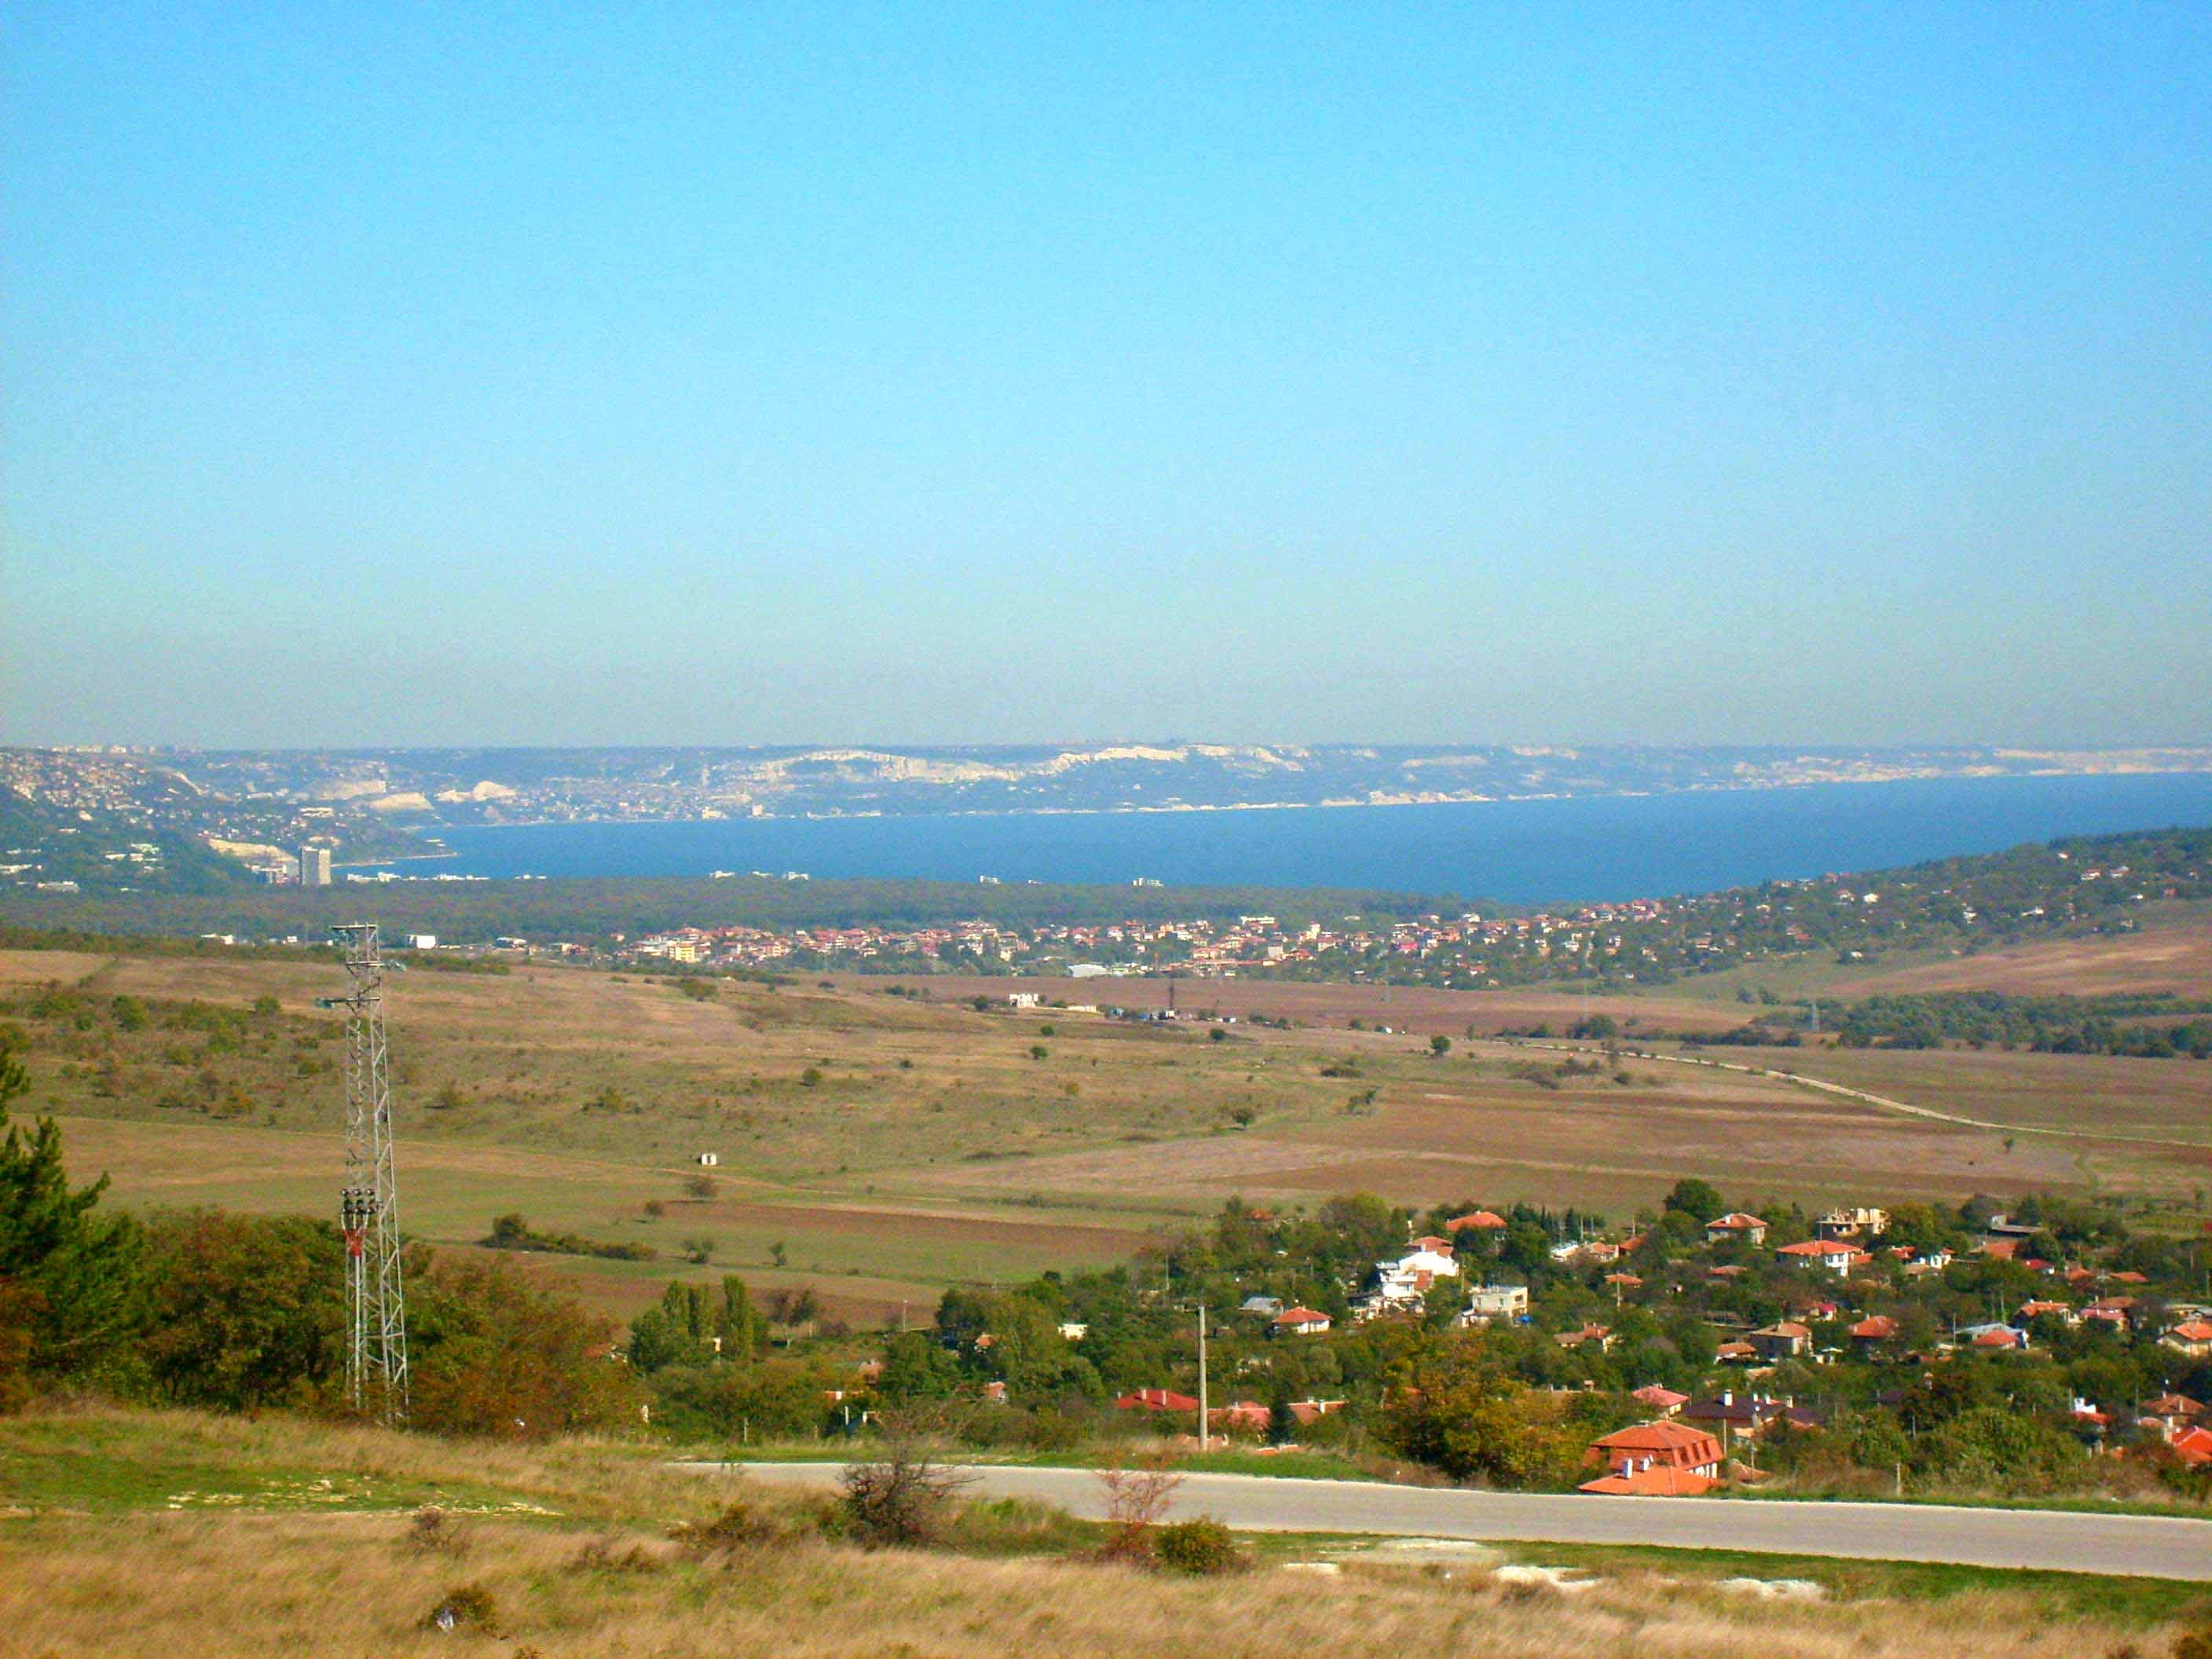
[1196, 1303, 1210, 1452]
[320, 925, 409, 1424]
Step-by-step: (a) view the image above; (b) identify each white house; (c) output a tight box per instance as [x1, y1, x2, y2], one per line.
[1705, 1213, 1769, 1246]
[1456, 1284, 1530, 1327]
[1389, 1247, 1459, 1279]
[1818, 1207, 1889, 1240]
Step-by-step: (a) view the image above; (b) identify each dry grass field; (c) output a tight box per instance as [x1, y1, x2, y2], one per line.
[7, 943, 2208, 1331]
[1701, 1043, 2212, 1203]
[1850, 907, 2212, 998]
[5, 1404, 2203, 1659]
[920, 1031, 2086, 1217]
[1664, 904, 2212, 1006]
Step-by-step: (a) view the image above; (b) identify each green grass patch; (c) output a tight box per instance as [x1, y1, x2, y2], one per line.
[705, 1442, 1372, 1481]
[0, 1412, 544, 1520]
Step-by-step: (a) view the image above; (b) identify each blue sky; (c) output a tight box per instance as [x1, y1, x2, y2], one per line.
[6, 3, 2207, 748]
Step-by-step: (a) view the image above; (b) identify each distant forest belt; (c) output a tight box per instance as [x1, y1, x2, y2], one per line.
[1525, 1041, 2212, 1152]
[0, 874, 1477, 937]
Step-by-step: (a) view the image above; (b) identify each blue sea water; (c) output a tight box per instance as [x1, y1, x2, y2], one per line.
[387, 772, 2212, 906]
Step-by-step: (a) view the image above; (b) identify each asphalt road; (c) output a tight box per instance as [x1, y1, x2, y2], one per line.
[699, 1461, 2212, 1581]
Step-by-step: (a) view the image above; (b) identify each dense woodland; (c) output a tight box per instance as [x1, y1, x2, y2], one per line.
[1832, 992, 2212, 1058]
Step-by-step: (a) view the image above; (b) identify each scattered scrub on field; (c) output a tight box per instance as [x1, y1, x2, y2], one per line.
[482, 1210, 657, 1262]
[566, 1536, 667, 1575]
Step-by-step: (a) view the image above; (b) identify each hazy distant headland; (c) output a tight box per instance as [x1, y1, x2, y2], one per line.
[14, 742, 2212, 830]
[8, 742, 2211, 899]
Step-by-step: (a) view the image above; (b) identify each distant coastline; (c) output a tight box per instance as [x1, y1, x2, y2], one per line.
[397, 758, 2212, 833]
[383, 770, 2212, 905]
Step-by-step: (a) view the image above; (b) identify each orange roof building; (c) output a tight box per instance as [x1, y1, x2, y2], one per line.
[1580, 1419, 1725, 1496]
[1631, 1384, 1690, 1416]
[1447, 1210, 1509, 1232]
[1115, 1387, 1199, 1413]
[2171, 1426, 2212, 1468]
[1578, 1464, 1720, 1496]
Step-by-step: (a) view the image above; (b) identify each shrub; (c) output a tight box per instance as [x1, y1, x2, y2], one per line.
[1096, 1458, 1181, 1562]
[422, 1583, 501, 1635]
[670, 1499, 786, 1555]
[837, 1427, 974, 1548]
[566, 1536, 664, 1575]
[405, 1505, 470, 1555]
[139, 1210, 343, 1411]
[406, 1251, 643, 1438]
[1154, 1518, 1244, 1575]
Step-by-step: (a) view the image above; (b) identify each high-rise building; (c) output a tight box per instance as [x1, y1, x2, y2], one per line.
[300, 845, 332, 887]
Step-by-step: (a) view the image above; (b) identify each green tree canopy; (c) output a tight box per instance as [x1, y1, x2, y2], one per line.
[140, 1210, 344, 1411]
[0, 1026, 145, 1389]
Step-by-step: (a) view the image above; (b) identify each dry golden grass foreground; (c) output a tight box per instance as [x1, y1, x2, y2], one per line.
[4, 1405, 2204, 1659]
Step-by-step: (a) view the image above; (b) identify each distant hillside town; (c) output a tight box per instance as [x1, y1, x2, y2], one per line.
[7, 742, 2212, 889]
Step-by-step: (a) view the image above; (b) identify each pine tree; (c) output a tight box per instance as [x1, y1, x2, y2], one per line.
[0, 1027, 146, 1385]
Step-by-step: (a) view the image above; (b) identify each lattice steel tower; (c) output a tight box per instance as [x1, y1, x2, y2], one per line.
[322, 924, 409, 1423]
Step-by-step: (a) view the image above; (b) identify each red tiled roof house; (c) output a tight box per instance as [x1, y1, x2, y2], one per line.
[1579, 1420, 1725, 1496]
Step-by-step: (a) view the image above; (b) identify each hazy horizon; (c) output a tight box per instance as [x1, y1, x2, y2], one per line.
[7, 6, 2207, 750]
[16, 737, 2212, 758]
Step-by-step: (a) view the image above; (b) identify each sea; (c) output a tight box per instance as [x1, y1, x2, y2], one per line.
[373, 771, 2212, 906]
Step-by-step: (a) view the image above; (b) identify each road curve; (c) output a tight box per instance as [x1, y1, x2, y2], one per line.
[697, 1461, 2212, 1581]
